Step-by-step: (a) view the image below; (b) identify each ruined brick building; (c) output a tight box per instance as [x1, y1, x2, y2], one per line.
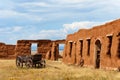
[0, 18, 120, 70]
[15, 39, 65, 60]
[0, 39, 65, 60]
[63, 19, 120, 70]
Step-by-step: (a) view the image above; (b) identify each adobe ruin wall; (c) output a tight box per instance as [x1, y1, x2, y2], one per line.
[63, 19, 120, 70]
[15, 40, 52, 57]
[0, 43, 15, 58]
[0, 39, 65, 60]
[15, 39, 65, 60]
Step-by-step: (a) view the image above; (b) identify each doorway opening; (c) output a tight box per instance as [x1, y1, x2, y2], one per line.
[79, 40, 83, 57]
[106, 35, 113, 58]
[87, 39, 91, 56]
[31, 43, 38, 55]
[59, 44, 65, 58]
[95, 40, 101, 68]
[69, 42, 73, 57]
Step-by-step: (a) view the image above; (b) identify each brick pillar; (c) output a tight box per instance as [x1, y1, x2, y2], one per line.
[51, 42, 59, 60]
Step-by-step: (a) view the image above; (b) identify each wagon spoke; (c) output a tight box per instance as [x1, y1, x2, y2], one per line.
[25, 59, 33, 68]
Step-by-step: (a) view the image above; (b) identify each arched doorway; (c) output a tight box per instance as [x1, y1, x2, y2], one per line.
[95, 40, 101, 68]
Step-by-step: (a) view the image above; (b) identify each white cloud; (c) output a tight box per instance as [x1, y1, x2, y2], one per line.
[0, 10, 42, 21]
[17, 0, 120, 22]
[52, 0, 120, 5]
[19, 2, 54, 13]
[13, 26, 22, 32]
[0, 0, 15, 10]
[25, 21, 106, 40]
[0, 27, 12, 34]
[0, 10, 17, 18]
[27, 29, 66, 40]
[0, 26, 23, 34]
[63, 21, 105, 33]
[51, 0, 92, 4]
[0, 20, 109, 44]
[0, 0, 120, 44]
[20, 2, 50, 8]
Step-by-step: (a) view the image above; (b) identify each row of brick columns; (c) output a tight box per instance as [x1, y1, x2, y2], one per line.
[63, 32, 120, 69]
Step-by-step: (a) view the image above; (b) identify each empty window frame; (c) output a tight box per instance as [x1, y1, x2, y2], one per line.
[79, 40, 83, 57]
[31, 43, 38, 55]
[69, 41, 73, 57]
[58, 44, 65, 58]
[106, 35, 113, 58]
[87, 39, 91, 56]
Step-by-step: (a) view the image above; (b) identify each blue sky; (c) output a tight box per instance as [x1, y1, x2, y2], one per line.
[0, 0, 120, 44]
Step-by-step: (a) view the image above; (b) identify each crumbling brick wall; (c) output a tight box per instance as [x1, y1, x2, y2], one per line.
[15, 40, 52, 58]
[46, 40, 65, 60]
[0, 43, 15, 58]
[63, 19, 120, 70]
[6, 45, 16, 55]
[0, 43, 8, 58]
[15, 39, 65, 60]
[37, 40, 52, 58]
[46, 41, 59, 60]
[15, 40, 31, 56]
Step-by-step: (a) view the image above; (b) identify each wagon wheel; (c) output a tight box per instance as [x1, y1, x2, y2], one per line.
[25, 59, 33, 68]
[41, 60, 46, 68]
[16, 57, 23, 68]
[16, 57, 20, 67]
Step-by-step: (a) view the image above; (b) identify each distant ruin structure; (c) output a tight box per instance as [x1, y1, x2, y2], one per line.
[15, 39, 65, 60]
[0, 39, 65, 60]
[63, 19, 120, 70]
[0, 43, 15, 58]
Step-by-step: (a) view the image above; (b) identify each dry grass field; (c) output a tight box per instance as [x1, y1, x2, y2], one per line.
[0, 59, 120, 80]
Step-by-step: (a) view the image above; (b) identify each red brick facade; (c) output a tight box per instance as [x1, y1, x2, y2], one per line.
[63, 19, 120, 70]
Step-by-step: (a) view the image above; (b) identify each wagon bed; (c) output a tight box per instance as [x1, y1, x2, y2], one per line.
[16, 54, 46, 68]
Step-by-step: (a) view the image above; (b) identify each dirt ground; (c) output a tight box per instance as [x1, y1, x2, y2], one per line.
[0, 59, 120, 80]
